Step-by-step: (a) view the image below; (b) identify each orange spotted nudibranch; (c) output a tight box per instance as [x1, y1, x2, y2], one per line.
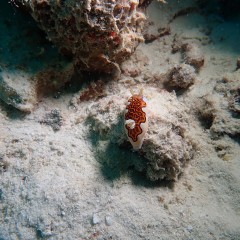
[124, 89, 148, 150]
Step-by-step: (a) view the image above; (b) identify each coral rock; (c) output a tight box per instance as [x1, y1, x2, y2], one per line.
[166, 64, 196, 89]
[87, 87, 195, 181]
[17, 0, 150, 74]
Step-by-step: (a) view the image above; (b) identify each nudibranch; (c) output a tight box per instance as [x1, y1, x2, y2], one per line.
[124, 89, 148, 150]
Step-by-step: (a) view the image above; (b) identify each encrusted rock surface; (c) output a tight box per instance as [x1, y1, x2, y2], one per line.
[17, 0, 151, 74]
[87, 86, 195, 181]
[166, 63, 196, 89]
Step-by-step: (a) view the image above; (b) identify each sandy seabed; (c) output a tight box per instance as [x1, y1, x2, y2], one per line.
[0, 0, 240, 239]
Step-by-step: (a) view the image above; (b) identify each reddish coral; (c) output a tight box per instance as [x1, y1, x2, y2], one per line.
[15, 0, 149, 74]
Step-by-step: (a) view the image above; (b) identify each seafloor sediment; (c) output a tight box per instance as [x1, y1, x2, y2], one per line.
[0, 0, 240, 239]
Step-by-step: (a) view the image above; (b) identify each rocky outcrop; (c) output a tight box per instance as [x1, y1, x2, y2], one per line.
[17, 0, 152, 75]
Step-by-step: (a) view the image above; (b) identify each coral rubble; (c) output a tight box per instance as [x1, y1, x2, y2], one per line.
[166, 64, 196, 89]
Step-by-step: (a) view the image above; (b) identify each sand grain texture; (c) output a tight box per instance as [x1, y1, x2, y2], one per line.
[0, 0, 240, 239]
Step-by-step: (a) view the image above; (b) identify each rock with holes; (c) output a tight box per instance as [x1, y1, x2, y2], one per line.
[86, 86, 196, 181]
[16, 0, 153, 75]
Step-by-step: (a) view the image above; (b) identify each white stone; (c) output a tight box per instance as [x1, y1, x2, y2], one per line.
[105, 216, 113, 226]
[92, 213, 100, 225]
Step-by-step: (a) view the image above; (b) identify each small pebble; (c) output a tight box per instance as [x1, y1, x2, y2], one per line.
[105, 216, 113, 226]
[92, 213, 100, 225]
[163, 203, 169, 210]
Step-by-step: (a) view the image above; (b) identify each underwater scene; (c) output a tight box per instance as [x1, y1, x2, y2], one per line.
[0, 0, 240, 239]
